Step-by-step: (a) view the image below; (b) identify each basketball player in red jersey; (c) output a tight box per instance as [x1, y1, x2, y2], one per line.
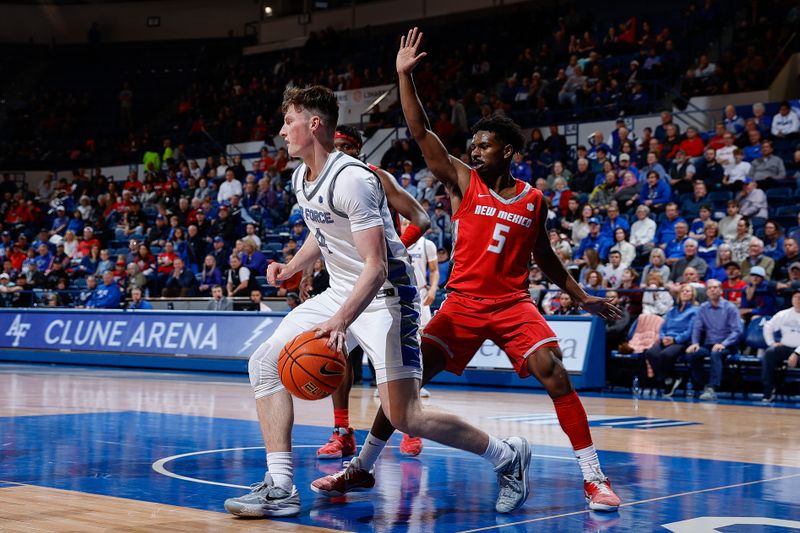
[313, 125, 430, 460]
[313, 27, 623, 512]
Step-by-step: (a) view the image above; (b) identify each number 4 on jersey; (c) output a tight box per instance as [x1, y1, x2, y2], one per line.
[487, 223, 510, 254]
[315, 227, 332, 254]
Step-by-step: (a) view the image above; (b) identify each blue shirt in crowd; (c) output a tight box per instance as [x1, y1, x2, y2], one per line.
[691, 298, 743, 346]
[661, 304, 699, 345]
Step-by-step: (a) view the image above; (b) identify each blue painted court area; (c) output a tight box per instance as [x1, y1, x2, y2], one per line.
[1, 412, 799, 532]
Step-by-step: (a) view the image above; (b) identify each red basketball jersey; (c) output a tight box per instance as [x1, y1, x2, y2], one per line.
[447, 170, 545, 299]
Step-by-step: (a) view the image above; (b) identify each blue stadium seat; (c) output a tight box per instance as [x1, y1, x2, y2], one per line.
[767, 188, 793, 201]
[751, 217, 767, 231]
[708, 191, 732, 203]
[775, 205, 800, 217]
[745, 315, 771, 350]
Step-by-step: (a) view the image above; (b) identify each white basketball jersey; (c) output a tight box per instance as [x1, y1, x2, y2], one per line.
[406, 237, 437, 290]
[292, 151, 414, 298]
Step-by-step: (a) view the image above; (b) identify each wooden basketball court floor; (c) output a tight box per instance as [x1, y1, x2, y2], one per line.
[1, 363, 799, 532]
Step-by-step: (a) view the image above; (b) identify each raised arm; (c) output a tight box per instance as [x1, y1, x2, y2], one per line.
[374, 166, 430, 235]
[397, 27, 471, 195]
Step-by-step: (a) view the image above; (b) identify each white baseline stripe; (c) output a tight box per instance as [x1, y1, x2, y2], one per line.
[456, 472, 800, 533]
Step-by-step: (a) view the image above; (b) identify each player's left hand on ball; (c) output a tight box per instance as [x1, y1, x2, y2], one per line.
[580, 295, 623, 320]
[313, 318, 348, 355]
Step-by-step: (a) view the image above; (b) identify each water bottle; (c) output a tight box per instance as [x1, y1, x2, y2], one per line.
[686, 381, 694, 400]
[632, 376, 641, 398]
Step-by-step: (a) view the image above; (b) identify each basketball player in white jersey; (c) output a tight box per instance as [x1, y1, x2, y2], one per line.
[224, 86, 532, 518]
[402, 217, 439, 328]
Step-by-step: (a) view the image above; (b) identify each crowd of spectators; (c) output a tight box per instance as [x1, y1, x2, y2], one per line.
[504, 100, 800, 401]
[8, 1, 800, 170]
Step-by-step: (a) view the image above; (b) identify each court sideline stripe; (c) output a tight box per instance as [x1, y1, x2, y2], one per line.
[456, 472, 800, 533]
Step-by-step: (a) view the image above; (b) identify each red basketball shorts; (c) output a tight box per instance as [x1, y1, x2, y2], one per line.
[421, 292, 559, 378]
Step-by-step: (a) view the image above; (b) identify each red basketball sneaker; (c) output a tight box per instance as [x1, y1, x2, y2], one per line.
[316, 427, 357, 460]
[584, 478, 621, 511]
[310, 458, 376, 497]
[399, 434, 423, 456]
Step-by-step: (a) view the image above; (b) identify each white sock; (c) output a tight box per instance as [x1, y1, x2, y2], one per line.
[481, 435, 514, 469]
[357, 432, 387, 471]
[575, 445, 605, 482]
[266, 451, 293, 491]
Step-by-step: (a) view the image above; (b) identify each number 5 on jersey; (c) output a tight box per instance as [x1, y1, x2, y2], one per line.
[487, 223, 510, 254]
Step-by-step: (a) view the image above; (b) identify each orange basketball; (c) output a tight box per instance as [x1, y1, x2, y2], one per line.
[278, 330, 346, 400]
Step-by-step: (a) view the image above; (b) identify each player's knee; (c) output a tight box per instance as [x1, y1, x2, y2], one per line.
[384, 405, 416, 435]
[248, 340, 283, 399]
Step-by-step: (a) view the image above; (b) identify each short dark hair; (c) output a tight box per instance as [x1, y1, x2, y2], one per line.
[471, 116, 526, 153]
[282, 85, 339, 131]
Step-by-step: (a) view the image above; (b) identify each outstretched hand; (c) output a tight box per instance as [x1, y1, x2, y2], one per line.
[579, 295, 623, 321]
[397, 27, 427, 75]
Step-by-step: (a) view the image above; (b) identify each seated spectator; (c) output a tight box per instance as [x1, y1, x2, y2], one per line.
[569, 157, 595, 194]
[610, 227, 635, 267]
[721, 260, 747, 306]
[642, 247, 670, 283]
[163, 257, 197, 297]
[644, 283, 699, 395]
[308, 258, 330, 298]
[749, 140, 786, 188]
[719, 200, 742, 242]
[761, 290, 800, 402]
[698, 243, 733, 281]
[681, 181, 709, 219]
[685, 279, 743, 401]
[577, 248, 601, 282]
[640, 150, 668, 181]
[689, 205, 714, 240]
[655, 203, 685, 247]
[668, 150, 697, 195]
[742, 129, 763, 161]
[250, 289, 273, 312]
[741, 238, 775, 280]
[621, 313, 664, 355]
[241, 238, 267, 276]
[630, 204, 656, 251]
[551, 177, 573, 216]
[226, 254, 260, 297]
[737, 179, 767, 219]
[739, 265, 777, 319]
[588, 171, 618, 212]
[642, 271, 673, 316]
[775, 238, 800, 280]
[571, 204, 593, 245]
[762, 220, 785, 262]
[582, 269, 607, 296]
[670, 238, 707, 282]
[206, 285, 232, 311]
[552, 292, 583, 315]
[752, 102, 772, 137]
[576, 218, 612, 261]
[722, 149, 750, 190]
[716, 132, 737, 172]
[286, 292, 300, 310]
[87, 271, 121, 309]
[125, 262, 148, 298]
[729, 217, 754, 263]
[694, 147, 724, 186]
[639, 171, 671, 212]
[604, 290, 631, 351]
[723, 104, 745, 135]
[127, 287, 153, 310]
[0, 273, 21, 307]
[618, 268, 642, 316]
[600, 203, 629, 239]
[663, 221, 690, 265]
[770, 100, 800, 140]
[198, 254, 223, 297]
[613, 170, 642, 213]
[599, 250, 626, 288]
